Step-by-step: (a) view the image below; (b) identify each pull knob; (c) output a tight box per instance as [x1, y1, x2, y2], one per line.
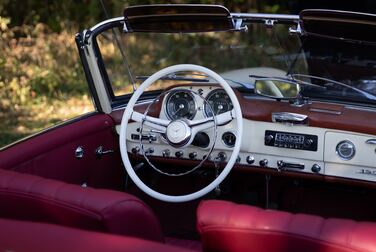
[217, 152, 227, 162]
[246, 155, 255, 164]
[162, 149, 170, 158]
[189, 152, 197, 159]
[236, 156, 241, 163]
[144, 147, 154, 155]
[259, 159, 268, 167]
[131, 146, 140, 154]
[311, 164, 321, 173]
[175, 151, 183, 158]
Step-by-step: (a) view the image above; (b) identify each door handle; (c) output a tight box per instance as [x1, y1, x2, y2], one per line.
[95, 146, 114, 159]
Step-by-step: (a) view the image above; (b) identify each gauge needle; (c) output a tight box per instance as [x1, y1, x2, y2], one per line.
[175, 104, 185, 114]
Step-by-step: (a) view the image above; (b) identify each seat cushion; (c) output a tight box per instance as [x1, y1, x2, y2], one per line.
[0, 218, 193, 252]
[0, 169, 163, 242]
[197, 200, 376, 252]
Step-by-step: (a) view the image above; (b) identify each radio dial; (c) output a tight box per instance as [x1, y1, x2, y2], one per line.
[304, 138, 314, 147]
[265, 134, 274, 144]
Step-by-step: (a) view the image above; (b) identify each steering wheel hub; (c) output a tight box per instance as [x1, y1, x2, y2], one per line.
[166, 120, 191, 147]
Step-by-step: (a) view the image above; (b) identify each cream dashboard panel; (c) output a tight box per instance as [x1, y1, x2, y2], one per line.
[325, 132, 376, 182]
[119, 85, 376, 183]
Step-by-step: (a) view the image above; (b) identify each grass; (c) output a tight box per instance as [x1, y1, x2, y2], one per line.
[0, 95, 93, 148]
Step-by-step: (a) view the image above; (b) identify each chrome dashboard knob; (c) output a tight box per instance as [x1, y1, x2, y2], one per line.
[189, 152, 197, 159]
[131, 146, 140, 154]
[246, 155, 255, 164]
[259, 159, 268, 167]
[175, 150, 184, 158]
[311, 163, 321, 173]
[162, 149, 170, 158]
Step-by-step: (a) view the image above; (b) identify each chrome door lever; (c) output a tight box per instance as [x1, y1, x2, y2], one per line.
[95, 146, 114, 159]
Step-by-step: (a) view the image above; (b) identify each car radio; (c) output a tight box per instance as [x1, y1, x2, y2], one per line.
[264, 130, 318, 151]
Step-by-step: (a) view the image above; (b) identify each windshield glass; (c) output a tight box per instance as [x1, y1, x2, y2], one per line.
[97, 20, 376, 106]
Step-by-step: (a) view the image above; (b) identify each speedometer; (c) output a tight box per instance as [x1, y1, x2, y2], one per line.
[165, 90, 197, 120]
[204, 89, 233, 117]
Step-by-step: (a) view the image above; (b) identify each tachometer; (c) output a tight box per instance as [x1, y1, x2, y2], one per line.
[204, 89, 233, 117]
[165, 90, 197, 120]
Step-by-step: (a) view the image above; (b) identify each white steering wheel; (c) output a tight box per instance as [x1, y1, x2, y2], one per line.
[119, 64, 243, 202]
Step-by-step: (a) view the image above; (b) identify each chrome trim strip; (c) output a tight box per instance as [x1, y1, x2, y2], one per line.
[309, 108, 342, 115]
[89, 17, 124, 32]
[231, 13, 299, 23]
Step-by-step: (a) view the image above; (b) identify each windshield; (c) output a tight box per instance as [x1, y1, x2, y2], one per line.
[96, 20, 376, 106]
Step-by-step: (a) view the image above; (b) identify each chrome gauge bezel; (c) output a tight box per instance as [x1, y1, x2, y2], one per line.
[221, 131, 237, 148]
[204, 88, 233, 117]
[165, 89, 197, 120]
[336, 140, 356, 161]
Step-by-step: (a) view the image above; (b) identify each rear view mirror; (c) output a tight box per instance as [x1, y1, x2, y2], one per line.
[123, 4, 235, 33]
[255, 79, 299, 99]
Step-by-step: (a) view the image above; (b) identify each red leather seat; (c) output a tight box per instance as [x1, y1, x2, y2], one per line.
[197, 200, 376, 252]
[0, 218, 193, 252]
[0, 169, 163, 242]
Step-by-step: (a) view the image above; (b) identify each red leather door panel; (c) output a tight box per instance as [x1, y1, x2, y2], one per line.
[0, 113, 124, 189]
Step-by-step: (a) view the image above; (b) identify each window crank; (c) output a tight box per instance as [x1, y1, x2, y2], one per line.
[95, 146, 114, 159]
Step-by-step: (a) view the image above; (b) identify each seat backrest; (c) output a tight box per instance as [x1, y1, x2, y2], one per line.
[197, 200, 376, 252]
[0, 218, 191, 252]
[0, 169, 163, 242]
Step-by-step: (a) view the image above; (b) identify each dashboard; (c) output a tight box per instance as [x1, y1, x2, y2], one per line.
[120, 84, 376, 184]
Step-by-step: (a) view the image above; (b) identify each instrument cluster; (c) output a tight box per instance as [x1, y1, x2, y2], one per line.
[164, 87, 233, 121]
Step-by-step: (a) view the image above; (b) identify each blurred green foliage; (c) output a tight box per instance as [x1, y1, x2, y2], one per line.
[0, 0, 289, 147]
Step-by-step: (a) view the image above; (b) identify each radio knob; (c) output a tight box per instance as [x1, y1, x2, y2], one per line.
[311, 164, 321, 173]
[304, 138, 314, 147]
[246, 155, 255, 164]
[259, 159, 268, 167]
[189, 152, 197, 159]
[175, 151, 184, 158]
[265, 135, 274, 144]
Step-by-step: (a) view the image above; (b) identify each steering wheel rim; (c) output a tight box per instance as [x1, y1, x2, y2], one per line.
[119, 64, 243, 202]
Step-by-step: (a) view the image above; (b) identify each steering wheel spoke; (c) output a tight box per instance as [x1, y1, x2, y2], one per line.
[189, 109, 235, 133]
[131, 111, 168, 133]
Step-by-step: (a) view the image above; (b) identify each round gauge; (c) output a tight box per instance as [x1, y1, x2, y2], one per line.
[204, 89, 233, 117]
[165, 90, 197, 120]
[336, 140, 356, 160]
[222, 132, 236, 147]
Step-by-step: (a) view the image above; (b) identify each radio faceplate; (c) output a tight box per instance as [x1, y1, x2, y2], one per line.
[265, 130, 318, 151]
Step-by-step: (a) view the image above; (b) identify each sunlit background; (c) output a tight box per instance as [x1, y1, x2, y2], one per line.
[1, 0, 375, 147]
